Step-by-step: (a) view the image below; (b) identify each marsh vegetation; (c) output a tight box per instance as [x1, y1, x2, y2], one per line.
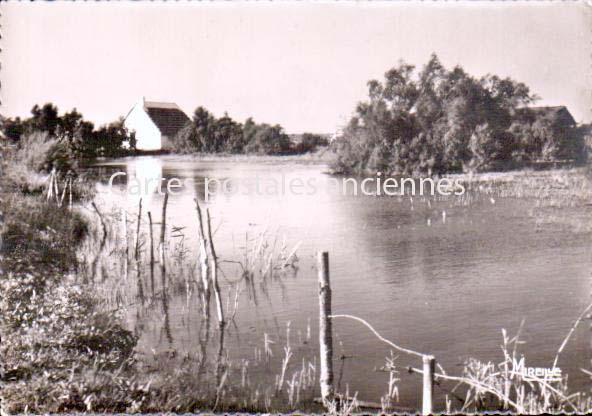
[2, 132, 592, 413]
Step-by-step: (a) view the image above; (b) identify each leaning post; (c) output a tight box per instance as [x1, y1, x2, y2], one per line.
[422, 354, 436, 415]
[318, 251, 334, 405]
[159, 193, 169, 271]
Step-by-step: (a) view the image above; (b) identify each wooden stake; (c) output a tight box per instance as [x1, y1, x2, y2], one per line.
[160, 193, 169, 269]
[422, 355, 435, 415]
[91, 202, 107, 241]
[59, 177, 68, 207]
[148, 211, 155, 294]
[68, 177, 73, 209]
[206, 208, 224, 326]
[195, 199, 210, 300]
[53, 170, 59, 202]
[47, 169, 54, 201]
[134, 198, 143, 261]
[158, 194, 169, 291]
[318, 251, 334, 404]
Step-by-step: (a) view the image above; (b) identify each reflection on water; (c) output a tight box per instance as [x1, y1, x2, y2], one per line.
[128, 156, 164, 198]
[87, 155, 592, 409]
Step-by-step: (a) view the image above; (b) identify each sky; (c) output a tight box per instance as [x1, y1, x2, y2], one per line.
[2, 2, 591, 133]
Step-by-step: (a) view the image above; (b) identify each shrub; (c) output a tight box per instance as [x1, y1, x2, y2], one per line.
[14, 131, 71, 173]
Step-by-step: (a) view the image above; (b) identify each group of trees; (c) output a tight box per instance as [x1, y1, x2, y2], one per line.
[333, 54, 589, 175]
[294, 133, 330, 154]
[2, 103, 136, 161]
[172, 106, 326, 155]
[3, 103, 329, 164]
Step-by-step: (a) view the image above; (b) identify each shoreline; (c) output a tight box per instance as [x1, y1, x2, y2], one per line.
[93, 150, 591, 185]
[93, 146, 336, 166]
[3, 139, 592, 412]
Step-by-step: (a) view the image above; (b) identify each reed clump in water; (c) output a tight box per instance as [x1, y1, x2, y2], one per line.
[2, 140, 317, 413]
[439, 326, 592, 414]
[331, 312, 592, 414]
[72, 194, 311, 412]
[456, 168, 592, 232]
[121, 319, 319, 413]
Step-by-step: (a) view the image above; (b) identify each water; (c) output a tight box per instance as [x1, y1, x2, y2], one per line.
[89, 155, 592, 410]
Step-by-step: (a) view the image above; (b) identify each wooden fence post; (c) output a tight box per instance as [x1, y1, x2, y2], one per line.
[206, 208, 224, 327]
[134, 198, 143, 261]
[318, 251, 334, 404]
[422, 355, 435, 415]
[147, 211, 155, 294]
[194, 199, 210, 313]
[68, 177, 73, 209]
[160, 193, 169, 267]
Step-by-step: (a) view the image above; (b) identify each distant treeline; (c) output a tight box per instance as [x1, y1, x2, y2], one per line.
[171, 106, 328, 155]
[1, 104, 329, 171]
[332, 54, 591, 175]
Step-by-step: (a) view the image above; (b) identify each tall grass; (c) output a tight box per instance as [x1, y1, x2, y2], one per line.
[0, 172, 136, 413]
[443, 326, 592, 413]
[330, 312, 592, 414]
[66, 195, 314, 413]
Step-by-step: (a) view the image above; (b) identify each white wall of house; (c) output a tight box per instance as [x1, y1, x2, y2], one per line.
[124, 97, 162, 150]
[161, 135, 172, 150]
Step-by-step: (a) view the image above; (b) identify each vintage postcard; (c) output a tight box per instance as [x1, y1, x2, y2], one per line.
[1, 1, 591, 414]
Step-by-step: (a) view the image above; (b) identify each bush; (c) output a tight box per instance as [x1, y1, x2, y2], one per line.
[14, 131, 71, 173]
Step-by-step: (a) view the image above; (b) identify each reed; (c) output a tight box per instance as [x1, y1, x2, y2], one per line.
[329, 309, 592, 414]
[63, 195, 315, 412]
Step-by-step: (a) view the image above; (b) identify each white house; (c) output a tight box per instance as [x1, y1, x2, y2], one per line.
[124, 97, 190, 151]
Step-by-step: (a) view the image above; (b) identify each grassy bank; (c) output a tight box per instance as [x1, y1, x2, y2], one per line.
[0, 142, 139, 412]
[0, 140, 320, 413]
[2, 135, 592, 413]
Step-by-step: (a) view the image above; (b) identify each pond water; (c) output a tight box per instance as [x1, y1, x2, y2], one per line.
[89, 155, 592, 410]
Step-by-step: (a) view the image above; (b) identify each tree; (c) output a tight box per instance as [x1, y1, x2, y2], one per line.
[192, 106, 215, 151]
[56, 108, 95, 158]
[332, 54, 540, 175]
[2, 117, 26, 142]
[170, 107, 296, 156]
[212, 113, 244, 153]
[30, 103, 60, 136]
[90, 119, 133, 158]
[468, 124, 498, 172]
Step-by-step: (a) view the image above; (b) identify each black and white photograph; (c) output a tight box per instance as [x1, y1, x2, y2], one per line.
[1, 1, 591, 414]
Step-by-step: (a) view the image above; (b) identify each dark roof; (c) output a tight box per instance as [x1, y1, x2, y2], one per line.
[528, 106, 576, 126]
[145, 102, 190, 137]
